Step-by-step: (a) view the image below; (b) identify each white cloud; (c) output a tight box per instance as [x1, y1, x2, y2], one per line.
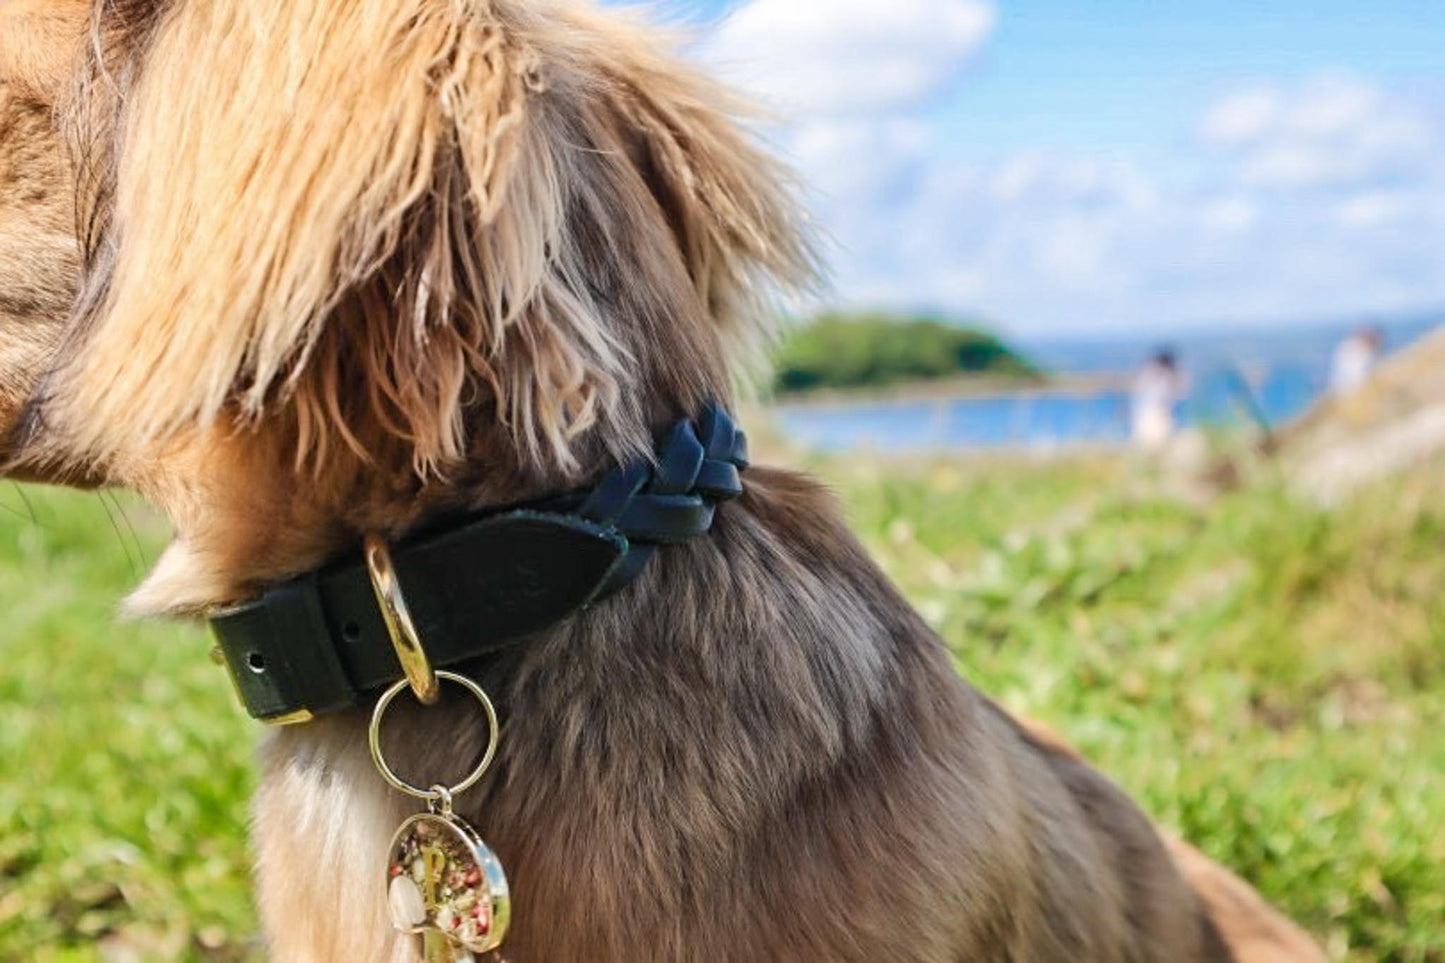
[1199, 197, 1258, 233]
[703, 0, 996, 117]
[1206, 76, 1438, 191]
[1336, 191, 1409, 228]
[1200, 89, 1282, 146]
[1289, 78, 1377, 138]
[789, 118, 932, 199]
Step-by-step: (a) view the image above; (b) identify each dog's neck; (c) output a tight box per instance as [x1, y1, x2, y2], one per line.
[206, 405, 750, 724]
[121, 391, 724, 617]
[127, 403, 938, 819]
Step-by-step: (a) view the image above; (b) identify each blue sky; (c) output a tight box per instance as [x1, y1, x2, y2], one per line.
[619, 1, 1445, 336]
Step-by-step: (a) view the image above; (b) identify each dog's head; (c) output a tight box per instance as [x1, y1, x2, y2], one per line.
[0, 0, 809, 610]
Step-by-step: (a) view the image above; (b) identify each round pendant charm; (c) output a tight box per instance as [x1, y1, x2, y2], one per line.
[387, 812, 511, 954]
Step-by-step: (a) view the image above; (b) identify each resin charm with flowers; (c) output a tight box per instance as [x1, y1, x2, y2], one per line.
[387, 806, 511, 957]
[371, 672, 512, 962]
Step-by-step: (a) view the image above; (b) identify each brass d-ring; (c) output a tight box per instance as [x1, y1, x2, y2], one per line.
[364, 534, 439, 705]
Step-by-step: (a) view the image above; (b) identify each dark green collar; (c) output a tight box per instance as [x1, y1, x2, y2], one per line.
[208, 404, 748, 724]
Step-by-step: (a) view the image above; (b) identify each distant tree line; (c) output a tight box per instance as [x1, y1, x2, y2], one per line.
[773, 313, 1038, 394]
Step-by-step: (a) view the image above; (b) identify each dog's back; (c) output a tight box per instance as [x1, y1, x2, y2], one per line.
[251, 466, 1243, 961]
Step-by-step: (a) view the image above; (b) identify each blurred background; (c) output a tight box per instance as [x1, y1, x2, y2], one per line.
[685, 0, 1445, 460]
[2, 2, 1443, 961]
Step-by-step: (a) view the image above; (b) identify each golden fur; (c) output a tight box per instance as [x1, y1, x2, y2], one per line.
[0, 1, 1323, 960]
[57, 0, 807, 483]
[0, 0, 78, 450]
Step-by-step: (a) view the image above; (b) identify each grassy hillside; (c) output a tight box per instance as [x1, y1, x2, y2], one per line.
[1, 456, 1442, 960]
[773, 313, 1038, 394]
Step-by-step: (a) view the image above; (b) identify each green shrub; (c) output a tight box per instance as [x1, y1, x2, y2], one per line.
[773, 313, 1037, 394]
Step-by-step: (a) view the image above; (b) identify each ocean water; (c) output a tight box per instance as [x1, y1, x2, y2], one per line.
[773, 314, 1440, 453]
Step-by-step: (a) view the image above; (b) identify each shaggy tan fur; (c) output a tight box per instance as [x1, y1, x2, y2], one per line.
[0, 89, 70, 414]
[0, 0, 79, 452]
[54, 0, 807, 484]
[0, 2, 1324, 960]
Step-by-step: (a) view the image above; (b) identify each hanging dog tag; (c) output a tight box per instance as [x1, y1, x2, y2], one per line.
[387, 808, 511, 957]
[370, 670, 510, 962]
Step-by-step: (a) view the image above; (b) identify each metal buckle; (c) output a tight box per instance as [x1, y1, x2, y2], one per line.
[364, 533, 441, 706]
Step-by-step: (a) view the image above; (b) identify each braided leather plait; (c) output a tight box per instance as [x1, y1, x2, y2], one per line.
[577, 403, 749, 596]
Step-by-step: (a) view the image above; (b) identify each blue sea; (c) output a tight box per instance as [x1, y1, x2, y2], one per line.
[774, 313, 1441, 453]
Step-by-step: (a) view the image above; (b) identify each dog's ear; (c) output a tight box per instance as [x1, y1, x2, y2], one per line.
[557, 7, 815, 341]
[58, 0, 810, 478]
[60, 0, 568, 475]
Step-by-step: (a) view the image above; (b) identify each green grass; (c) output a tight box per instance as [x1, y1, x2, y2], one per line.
[0, 490, 258, 961]
[2, 455, 1443, 961]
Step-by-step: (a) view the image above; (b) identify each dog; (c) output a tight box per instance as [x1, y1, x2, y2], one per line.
[0, 1, 1325, 960]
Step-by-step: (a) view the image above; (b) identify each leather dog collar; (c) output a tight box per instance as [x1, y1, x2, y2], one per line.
[208, 404, 748, 724]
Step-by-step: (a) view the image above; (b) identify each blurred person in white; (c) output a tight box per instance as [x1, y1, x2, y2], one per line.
[1133, 348, 1188, 449]
[1331, 325, 1384, 396]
